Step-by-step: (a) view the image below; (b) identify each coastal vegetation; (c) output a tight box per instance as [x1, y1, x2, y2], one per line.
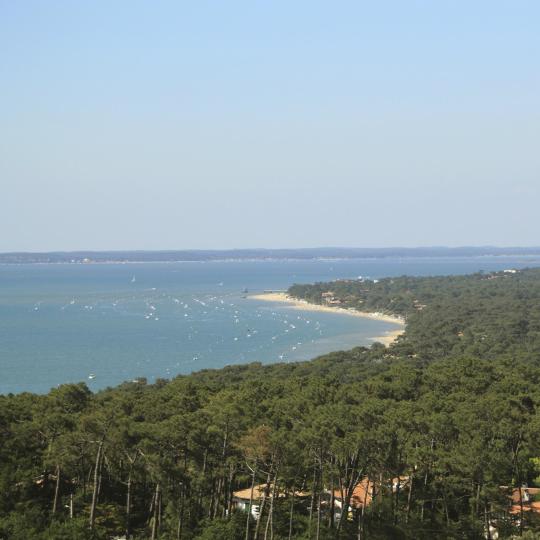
[2, 269, 540, 538]
[289, 268, 540, 360]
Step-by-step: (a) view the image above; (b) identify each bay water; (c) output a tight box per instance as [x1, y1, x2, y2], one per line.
[1, 256, 539, 394]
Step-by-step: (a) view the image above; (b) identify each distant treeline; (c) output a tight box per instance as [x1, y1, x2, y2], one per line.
[2, 246, 540, 264]
[3, 270, 540, 538]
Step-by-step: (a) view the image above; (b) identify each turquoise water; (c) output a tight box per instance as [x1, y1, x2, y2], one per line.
[1, 256, 540, 394]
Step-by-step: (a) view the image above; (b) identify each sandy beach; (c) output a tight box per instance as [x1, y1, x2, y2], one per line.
[249, 292, 405, 345]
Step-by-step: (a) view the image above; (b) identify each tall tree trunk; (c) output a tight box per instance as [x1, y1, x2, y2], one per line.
[394, 473, 400, 524]
[52, 464, 61, 515]
[158, 485, 162, 530]
[126, 470, 133, 539]
[484, 500, 492, 540]
[288, 485, 295, 540]
[255, 467, 272, 539]
[511, 435, 524, 536]
[245, 466, 257, 540]
[198, 448, 208, 516]
[151, 483, 160, 540]
[177, 487, 184, 540]
[316, 491, 322, 540]
[358, 476, 371, 540]
[329, 472, 335, 529]
[264, 468, 279, 540]
[405, 471, 414, 523]
[420, 439, 434, 523]
[97, 458, 103, 499]
[81, 456, 87, 499]
[208, 477, 216, 518]
[308, 462, 318, 536]
[214, 476, 223, 518]
[89, 441, 103, 529]
[217, 425, 229, 518]
[420, 465, 428, 522]
[176, 515, 182, 540]
[519, 487, 524, 537]
[336, 451, 360, 535]
[227, 466, 236, 517]
[316, 454, 323, 540]
[443, 492, 450, 527]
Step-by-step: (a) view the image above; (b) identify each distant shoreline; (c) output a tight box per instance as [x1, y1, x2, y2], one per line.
[249, 292, 405, 346]
[3, 255, 540, 268]
[2, 247, 540, 265]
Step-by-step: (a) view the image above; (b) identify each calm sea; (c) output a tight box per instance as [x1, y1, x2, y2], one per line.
[1, 256, 539, 394]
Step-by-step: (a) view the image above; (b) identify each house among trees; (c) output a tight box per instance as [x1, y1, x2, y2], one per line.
[332, 477, 375, 514]
[232, 484, 309, 519]
[487, 486, 540, 537]
[322, 291, 342, 305]
[232, 485, 267, 519]
[509, 486, 540, 515]
[233, 476, 411, 525]
[328, 476, 410, 522]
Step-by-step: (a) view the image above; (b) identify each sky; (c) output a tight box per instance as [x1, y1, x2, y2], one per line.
[1, 1, 539, 252]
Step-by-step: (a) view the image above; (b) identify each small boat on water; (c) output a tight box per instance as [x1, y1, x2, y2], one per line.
[88, 373, 96, 380]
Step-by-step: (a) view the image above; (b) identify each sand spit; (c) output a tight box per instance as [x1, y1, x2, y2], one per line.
[249, 292, 405, 345]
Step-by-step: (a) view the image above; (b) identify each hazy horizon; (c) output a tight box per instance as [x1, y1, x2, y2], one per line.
[3, 245, 540, 257]
[1, 1, 538, 251]
[4, 245, 540, 255]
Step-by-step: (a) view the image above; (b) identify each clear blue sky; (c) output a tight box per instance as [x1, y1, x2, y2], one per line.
[1, 1, 538, 251]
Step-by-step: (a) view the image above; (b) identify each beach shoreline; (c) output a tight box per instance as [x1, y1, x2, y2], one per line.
[249, 292, 405, 346]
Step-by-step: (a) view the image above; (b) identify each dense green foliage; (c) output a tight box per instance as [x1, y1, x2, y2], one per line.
[289, 269, 540, 360]
[3, 269, 540, 539]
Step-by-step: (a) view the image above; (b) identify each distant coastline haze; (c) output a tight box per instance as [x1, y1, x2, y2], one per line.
[3, 246, 540, 265]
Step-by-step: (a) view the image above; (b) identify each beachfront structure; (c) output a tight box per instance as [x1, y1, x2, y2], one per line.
[322, 291, 342, 305]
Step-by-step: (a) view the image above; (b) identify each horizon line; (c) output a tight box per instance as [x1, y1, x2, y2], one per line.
[3, 245, 540, 257]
